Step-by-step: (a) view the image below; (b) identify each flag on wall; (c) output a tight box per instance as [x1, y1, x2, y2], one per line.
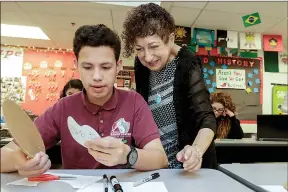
[264, 51, 288, 73]
[239, 32, 262, 50]
[263, 34, 284, 52]
[216, 30, 238, 48]
[242, 12, 261, 28]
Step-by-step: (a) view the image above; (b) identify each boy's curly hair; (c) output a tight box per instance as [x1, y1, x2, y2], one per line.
[121, 3, 175, 58]
[210, 92, 237, 138]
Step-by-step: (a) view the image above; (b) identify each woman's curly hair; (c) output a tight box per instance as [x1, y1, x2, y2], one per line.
[210, 92, 237, 139]
[121, 3, 175, 58]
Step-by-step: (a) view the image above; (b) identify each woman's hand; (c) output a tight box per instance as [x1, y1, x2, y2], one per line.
[176, 145, 203, 173]
[225, 108, 235, 117]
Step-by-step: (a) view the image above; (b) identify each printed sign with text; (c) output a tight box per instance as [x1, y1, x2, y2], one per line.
[216, 69, 246, 89]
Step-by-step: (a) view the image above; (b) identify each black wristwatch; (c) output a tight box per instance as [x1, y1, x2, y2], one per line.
[124, 146, 138, 168]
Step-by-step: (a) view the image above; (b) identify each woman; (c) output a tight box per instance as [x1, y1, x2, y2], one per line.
[210, 92, 244, 139]
[60, 79, 83, 99]
[121, 3, 217, 171]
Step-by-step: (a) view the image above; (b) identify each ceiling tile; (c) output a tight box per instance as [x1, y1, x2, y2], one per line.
[1, 11, 35, 26]
[172, 2, 207, 9]
[264, 19, 288, 39]
[205, 2, 287, 19]
[194, 10, 284, 33]
[17, 2, 111, 19]
[26, 13, 114, 31]
[170, 7, 202, 27]
[1, 37, 56, 48]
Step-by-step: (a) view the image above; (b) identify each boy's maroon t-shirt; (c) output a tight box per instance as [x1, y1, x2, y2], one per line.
[34, 89, 160, 169]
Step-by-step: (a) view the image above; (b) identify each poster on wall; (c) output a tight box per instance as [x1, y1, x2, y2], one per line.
[263, 34, 284, 52]
[272, 85, 288, 114]
[193, 28, 215, 47]
[174, 26, 191, 46]
[217, 30, 238, 48]
[1, 76, 27, 105]
[216, 69, 246, 89]
[239, 32, 262, 50]
[1, 46, 24, 77]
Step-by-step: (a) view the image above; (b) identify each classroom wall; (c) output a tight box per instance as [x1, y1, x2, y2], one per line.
[241, 47, 288, 133]
[188, 27, 287, 133]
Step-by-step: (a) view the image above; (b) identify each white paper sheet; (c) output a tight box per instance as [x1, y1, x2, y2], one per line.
[6, 172, 102, 189]
[77, 182, 168, 192]
[259, 185, 287, 192]
[77, 182, 133, 192]
[134, 182, 168, 192]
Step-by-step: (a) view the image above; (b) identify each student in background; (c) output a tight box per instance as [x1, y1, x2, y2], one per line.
[210, 92, 244, 139]
[121, 3, 217, 172]
[59, 79, 83, 98]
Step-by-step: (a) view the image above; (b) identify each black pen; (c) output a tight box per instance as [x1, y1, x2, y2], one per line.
[103, 174, 108, 192]
[133, 173, 160, 187]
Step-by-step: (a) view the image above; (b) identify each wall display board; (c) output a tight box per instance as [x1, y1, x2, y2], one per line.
[21, 50, 79, 115]
[199, 55, 263, 122]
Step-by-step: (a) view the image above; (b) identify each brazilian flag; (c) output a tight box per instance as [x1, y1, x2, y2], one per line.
[242, 12, 261, 28]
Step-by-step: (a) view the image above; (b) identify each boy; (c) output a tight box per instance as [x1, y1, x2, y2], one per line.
[1, 24, 168, 177]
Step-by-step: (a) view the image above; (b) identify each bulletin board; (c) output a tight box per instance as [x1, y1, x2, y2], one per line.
[198, 55, 263, 123]
[21, 49, 79, 115]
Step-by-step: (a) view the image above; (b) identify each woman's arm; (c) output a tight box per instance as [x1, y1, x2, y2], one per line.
[227, 116, 244, 139]
[186, 56, 217, 154]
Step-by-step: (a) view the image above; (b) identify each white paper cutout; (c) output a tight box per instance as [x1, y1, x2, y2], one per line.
[67, 116, 100, 147]
[54, 60, 63, 68]
[28, 89, 35, 101]
[23, 62, 32, 70]
[40, 61, 48, 68]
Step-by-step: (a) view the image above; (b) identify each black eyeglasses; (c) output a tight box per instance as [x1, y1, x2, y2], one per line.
[213, 107, 225, 113]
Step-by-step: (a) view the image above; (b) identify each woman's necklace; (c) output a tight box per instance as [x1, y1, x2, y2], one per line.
[154, 65, 168, 105]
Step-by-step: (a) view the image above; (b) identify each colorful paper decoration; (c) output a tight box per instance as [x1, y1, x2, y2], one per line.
[174, 26, 191, 46]
[217, 30, 238, 48]
[263, 35, 284, 52]
[240, 32, 262, 50]
[242, 12, 261, 28]
[193, 28, 215, 47]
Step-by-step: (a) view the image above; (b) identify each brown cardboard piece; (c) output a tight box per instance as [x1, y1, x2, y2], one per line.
[2, 100, 45, 158]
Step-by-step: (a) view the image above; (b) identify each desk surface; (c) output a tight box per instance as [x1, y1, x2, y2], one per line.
[1, 169, 253, 192]
[215, 138, 288, 147]
[219, 163, 288, 185]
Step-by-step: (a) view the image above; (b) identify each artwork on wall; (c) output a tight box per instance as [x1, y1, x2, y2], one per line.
[174, 26, 191, 46]
[239, 32, 262, 50]
[199, 55, 262, 121]
[272, 84, 288, 114]
[1, 76, 27, 105]
[193, 28, 215, 47]
[217, 30, 238, 48]
[263, 35, 284, 52]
